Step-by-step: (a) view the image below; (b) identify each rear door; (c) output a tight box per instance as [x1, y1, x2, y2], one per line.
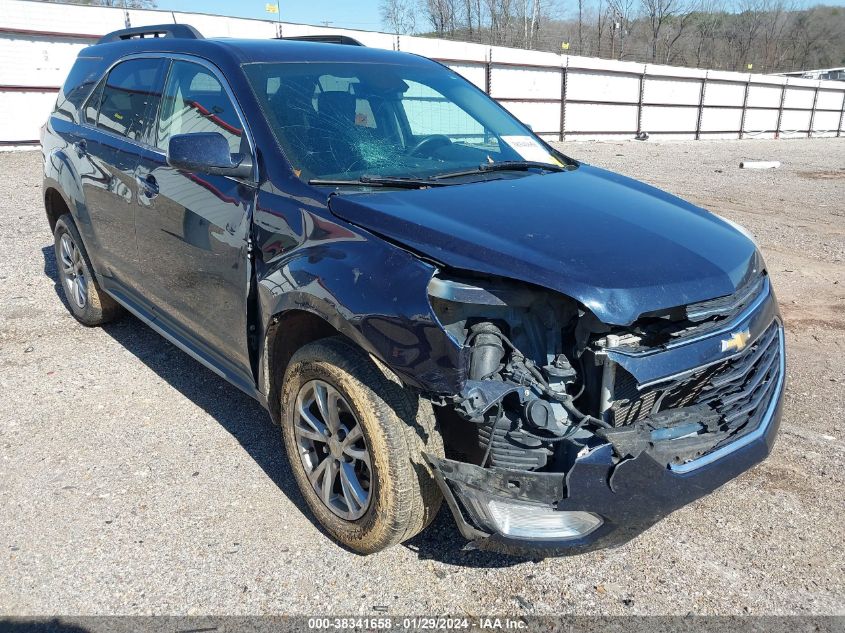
[79, 57, 167, 296]
[134, 58, 256, 380]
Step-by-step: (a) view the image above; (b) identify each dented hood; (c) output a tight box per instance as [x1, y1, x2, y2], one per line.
[328, 164, 758, 325]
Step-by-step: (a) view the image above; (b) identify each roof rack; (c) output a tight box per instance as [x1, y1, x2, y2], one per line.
[280, 35, 364, 46]
[97, 24, 204, 44]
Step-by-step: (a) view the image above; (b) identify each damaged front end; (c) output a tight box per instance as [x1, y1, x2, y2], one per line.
[425, 270, 785, 554]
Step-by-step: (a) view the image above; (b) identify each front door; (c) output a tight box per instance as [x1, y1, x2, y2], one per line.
[134, 59, 256, 380]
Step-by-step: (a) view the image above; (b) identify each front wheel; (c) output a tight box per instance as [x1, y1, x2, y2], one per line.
[281, 336, 444, 554]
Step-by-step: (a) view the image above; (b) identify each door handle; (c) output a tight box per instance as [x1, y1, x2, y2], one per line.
[136, 174, 159, 199]
[73, 139, 87, 157]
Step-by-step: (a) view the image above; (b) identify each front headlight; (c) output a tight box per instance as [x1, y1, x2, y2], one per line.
[426, 273, 540, 347]
[427, 275, 534, 307]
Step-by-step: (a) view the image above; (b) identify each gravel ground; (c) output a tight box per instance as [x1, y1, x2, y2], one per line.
[0, 138, 843, 617]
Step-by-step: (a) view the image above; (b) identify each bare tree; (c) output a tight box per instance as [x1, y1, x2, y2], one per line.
[689, 0, 724, 67]
[594, 0, 607, 57]
[422, 0, 458, 35]
[640, 0, 689, 62]
[462, 0, 475, 35]
[759, 0, 791, 72]
[661, 8, 696, 63]
[523, 0, 542, 48]
[410, 0, 844, 73]
[380, 0, 417, 34]
[577, 0, 584, 54]
[724, 0, 767, 70]
[485, 0, 512, 45]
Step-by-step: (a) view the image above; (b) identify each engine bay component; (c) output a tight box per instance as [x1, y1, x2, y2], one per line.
[468, 322, 506, 380]
[428, 274, 622, 472]
[455, 332, 596, 469]
[477, 410, 551, 470]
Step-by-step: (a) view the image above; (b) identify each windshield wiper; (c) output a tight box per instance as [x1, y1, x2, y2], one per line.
[308, 175, 452, 189]
[430, 160, 566, 180]
[308, 161, 565, 189]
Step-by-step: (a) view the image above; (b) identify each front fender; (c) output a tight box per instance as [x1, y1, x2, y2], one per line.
[255, 198, 466, 395]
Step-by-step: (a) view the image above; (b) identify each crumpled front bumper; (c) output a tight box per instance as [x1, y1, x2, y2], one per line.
[426, 333, 785, 556]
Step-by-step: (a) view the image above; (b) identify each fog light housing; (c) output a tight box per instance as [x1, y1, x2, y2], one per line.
[460, 487, 603, 540]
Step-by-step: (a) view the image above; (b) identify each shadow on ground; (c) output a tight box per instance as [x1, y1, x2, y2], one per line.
[41, 245, 523, 569]
[0, 619, 91, 633]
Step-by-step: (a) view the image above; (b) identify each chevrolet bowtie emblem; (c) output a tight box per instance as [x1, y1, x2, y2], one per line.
[721, 329, 751, 353]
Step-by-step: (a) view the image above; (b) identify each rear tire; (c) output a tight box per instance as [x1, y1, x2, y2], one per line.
[281, 336, 444, 554]
[53, 214, 122, 326]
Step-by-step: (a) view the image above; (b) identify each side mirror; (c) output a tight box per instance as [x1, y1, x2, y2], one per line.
[167, 132, 253, 180]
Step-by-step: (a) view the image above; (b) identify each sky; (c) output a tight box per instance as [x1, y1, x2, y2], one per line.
[154, 0, 386, 31]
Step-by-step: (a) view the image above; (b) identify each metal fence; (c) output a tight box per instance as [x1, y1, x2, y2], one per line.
[1, 0, 844, 147]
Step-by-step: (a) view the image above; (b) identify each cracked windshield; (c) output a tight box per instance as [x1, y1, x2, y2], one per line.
[243, 61, 564, 184]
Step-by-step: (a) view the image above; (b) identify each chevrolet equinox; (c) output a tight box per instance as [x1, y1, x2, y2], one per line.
[41, 24, 785, 555]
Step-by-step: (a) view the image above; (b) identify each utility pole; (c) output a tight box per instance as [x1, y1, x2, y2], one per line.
[611, 20, 618, 59]
[265, 2, 282, 38]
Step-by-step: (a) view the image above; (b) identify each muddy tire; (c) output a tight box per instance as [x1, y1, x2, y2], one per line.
[53, 214, 122, 326]
[281, 336, 444, 554]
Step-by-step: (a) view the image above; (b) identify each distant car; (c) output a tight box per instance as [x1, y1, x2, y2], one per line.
[42, 24, 785, 555]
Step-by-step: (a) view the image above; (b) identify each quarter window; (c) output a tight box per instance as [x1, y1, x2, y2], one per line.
[84, 78, 105, 127]
[95, 58, 167, 142]
[156, 61, 244, 154]
[55, 57, 102, 123]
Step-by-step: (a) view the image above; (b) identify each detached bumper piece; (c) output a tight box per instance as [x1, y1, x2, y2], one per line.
[426, 328, 785, 556]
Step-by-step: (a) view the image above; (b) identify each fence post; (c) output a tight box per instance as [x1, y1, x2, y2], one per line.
[559, 64, 568, 142]
[485, 49, 492, 96]
[838, 91, 845, 138]
[695, 73, 707, 140]
[775, 80, 787, 139]
[739, 75, 751, 140]
[808, 81, 820, 138]
[636, 68, 646, 137]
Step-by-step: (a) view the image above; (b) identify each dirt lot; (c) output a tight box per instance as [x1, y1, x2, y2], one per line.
[0, 139, 843, 616]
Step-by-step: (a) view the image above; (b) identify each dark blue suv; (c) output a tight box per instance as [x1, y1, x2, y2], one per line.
[42, 24, 785, 555]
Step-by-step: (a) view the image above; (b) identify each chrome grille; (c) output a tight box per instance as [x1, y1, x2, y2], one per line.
[685, 271, 766, 323]
[610, 321, 782, 440]
[616, 273, 769, 349]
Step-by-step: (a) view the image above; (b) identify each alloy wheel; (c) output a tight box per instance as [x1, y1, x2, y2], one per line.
[293, 379, 373, 520]
[59, 232, 88, 309]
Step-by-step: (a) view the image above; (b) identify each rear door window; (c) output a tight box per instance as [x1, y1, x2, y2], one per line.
[94, 58, 167, 142]
[155, 61, 245, 154]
